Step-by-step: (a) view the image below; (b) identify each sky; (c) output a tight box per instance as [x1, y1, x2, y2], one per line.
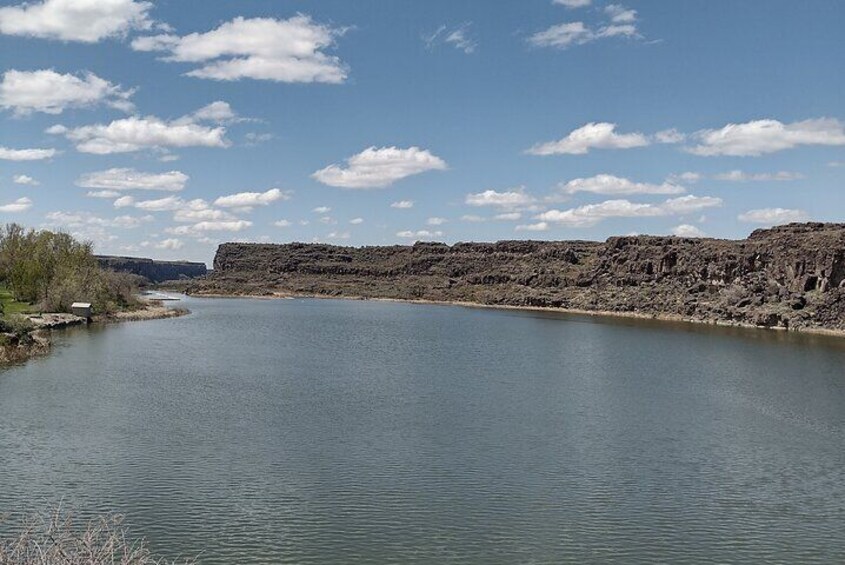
[0, 0, 843, 265]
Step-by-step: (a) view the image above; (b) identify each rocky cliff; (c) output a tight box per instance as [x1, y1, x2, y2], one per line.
[96, 255, 208, 283]
[194, 223, 845, 332]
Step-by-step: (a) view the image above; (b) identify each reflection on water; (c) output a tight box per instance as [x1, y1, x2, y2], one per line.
[1, 297, 843, 564]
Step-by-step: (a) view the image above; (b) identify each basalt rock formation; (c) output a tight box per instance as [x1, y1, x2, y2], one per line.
[96, 255, 207, 284]
[193, 223, 845, 332]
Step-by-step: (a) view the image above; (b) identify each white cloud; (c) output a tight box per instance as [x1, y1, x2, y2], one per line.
[391, 200, 414, 209]
[154, 238, 183, 250]
[605, 4, 637, 24]
[559, 174, 685, 196]
[349, 217, 364, 225]
[672, 224, 706, 237]
[396, 229, 443, 240]
[326, 231, 350, 240]
[113, 195, 135, 208]
[51, 114, 229, 155]
[274, 219, 292, 228]
[424, 23, 477, 54]
[527, 122, 649, 155]
[494, 212, 522, 221]
[87, 190, 121, 199]
[166, 220, 252, 236]
[553, 0, 591, 8]
[537, 195, 722, 227]
[688, 118, 845, 156]
[465, 187, 535, 209]
[173, 206, 234, 223]
[312, 206, 331, 214]
[76, 168, 188, 191]
[132, 195, 183, 212]
[12, 174, 38, 186]
[460, 214, 485, 223]
[214, 188, 289, 209]
[426, 217, 447, 226]
[713, 170, 804, 182]
[668, 172, 702, 184]
[738, 208, 809, 224]
[313, 146, 447, 189]
[0, 146, 55, 160]
[132, 15, 348, 83]
[654, 128, 685, 144]
[0, 69, 133, 116]
[191, 101, 237, 123]
[515, 222, 549, 232]
[0, 0, 154, 43]
[0, 197, 32, 213]
[45, 210, 153, 229]
[529, 5, 639, 49]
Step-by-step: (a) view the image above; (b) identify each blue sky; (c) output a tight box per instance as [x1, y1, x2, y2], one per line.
[0, 0, 843, 264]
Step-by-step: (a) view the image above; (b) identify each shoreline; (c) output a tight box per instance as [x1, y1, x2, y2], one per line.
[189, 290, 845, 339]
[1, 301, 189, 368]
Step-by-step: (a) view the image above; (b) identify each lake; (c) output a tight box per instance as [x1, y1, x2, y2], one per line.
[1, 297, 844, 564]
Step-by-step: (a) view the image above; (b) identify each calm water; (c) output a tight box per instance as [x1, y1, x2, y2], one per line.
[1, 297, 844, 564]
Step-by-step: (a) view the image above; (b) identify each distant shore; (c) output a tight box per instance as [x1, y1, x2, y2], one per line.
[189, 290, 845, 339]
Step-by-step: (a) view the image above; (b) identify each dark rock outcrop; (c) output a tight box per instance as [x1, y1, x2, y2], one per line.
[193, 223, 845, 332]
[96, 255, 207, 283]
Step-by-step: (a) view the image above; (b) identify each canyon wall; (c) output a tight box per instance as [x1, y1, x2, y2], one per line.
[96, 255, 208, 283]
[196, 223, 845, 331]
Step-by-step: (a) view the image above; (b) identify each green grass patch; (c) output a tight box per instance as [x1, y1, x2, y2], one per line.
[0, 286, 35, 317]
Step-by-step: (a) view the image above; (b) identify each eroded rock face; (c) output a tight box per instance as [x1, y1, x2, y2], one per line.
[195, 223, 845, 332]
[96, 256, 208, 283]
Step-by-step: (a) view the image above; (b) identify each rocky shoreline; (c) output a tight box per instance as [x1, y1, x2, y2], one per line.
[0, 301, 188, 368]
[190, 222, 845, 334]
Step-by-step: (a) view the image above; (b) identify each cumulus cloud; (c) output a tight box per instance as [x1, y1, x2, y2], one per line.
[668, 172, 702, 184]
[465, 187, 536, 209]
[312, 206, 331, 214]
[553, 0, 591, 8]
[0, 146, 56, 160]
[494, 212, 522, 221]
[654, 128, 686, 144]
[460, 214, 485, 223]
[190, 101, 239, 123]
[537, 195, 722, 227]
[527, 122, 649, 155]
[713, 170, 804, 182]
[391, 200, 414, 209]
[166, 220, 252, 236]
[672, 224, 706, 237]
[87, 190, 121, 199]
[396, 229, 443, 240]
[45, 210, 153, 229]
[559, 174, 685, 196]
[214, 188, 289, 209]
[426, 217, 447, 226]
[274, 219, 292, 228]
[49, 111, 230, 155]
[0, 69, 134, 116]
[76, 168, 188, 191]
[515, 222, 549, 232]
[349, 217, 364, 225]
[529, 5, 639, 49]
[132, 15, 348, 83]
[154, 238, 183, 250]
[0, 197, 32, 213]
[0, 0, 154, 43]
[12, 174, 38, 186]
[687, 118, 845, 156]
[313, 146, 447, 189]
[737, 208, 809, 225]
[423, 23, 477, 54]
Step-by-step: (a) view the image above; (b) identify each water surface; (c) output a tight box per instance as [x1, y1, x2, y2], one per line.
[1, 297, 843, 563]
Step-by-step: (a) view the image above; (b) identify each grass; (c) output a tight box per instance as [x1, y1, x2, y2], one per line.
[0, 286, 35, 317]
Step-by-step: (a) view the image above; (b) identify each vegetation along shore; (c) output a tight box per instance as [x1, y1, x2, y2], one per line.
[0, 224, 187, 367]
[189, 222, 845, 335]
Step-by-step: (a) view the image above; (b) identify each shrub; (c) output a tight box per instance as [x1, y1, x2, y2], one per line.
[0, 509, 195, 565]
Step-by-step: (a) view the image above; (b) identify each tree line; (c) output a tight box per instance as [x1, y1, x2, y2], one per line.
[0, 224, 138, 315]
